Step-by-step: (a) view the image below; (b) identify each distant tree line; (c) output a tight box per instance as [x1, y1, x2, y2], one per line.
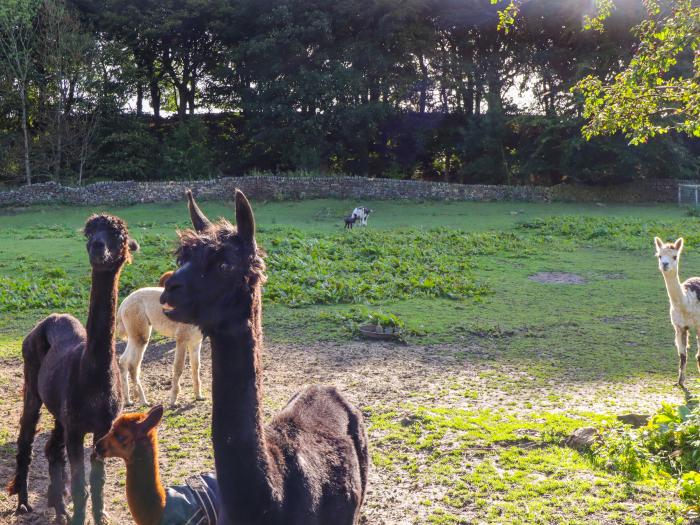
[0, 0, 698, 186]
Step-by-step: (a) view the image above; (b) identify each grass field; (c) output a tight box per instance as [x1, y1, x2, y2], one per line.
[0, 198, 699, 524]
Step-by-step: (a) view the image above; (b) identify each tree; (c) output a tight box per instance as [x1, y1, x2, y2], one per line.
[495, 0, 700, 145]
[39, 0, 95, 181]
[0, 0, 41, 185]
[577, 0, 700, 144]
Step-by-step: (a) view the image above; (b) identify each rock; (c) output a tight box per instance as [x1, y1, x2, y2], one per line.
[565, 427, 599, 451]
[617, 414, 650, 428]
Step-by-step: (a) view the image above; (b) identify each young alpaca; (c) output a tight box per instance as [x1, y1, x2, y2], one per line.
[655, 236, 700, 387]
[117, 194, 207, 406]
[94, 405, 219, 525]
[8, 214, 139, 525]
[160, 190, 369, 524]
[117, 287, 204, 405]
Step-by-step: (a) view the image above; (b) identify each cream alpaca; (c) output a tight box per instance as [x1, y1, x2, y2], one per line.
[117, 287, 204, 405]
[655, 237, 700, 387]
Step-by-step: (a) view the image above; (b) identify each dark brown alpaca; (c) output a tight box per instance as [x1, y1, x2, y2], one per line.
[160, 190, 369, 524]
[8, 214, 139, 525]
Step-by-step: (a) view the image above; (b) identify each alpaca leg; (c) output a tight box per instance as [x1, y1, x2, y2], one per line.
[170, 341, 187, 405]
[189, 341, 204, 401]
[675, 325, 689, 387]
[124, 334, 149, 405]
[131, 360, 149, 405]
[45, 422, 68, 523]
[66, 432, 87, 525]
[8, 379, 42, 514]
[118, 350, 132, 406]
[89, 430, 109, 525]
[695, 334, 700, 377]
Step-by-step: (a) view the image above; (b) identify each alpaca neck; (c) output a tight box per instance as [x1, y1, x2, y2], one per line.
[84, 267, 121, 374]
[125, 437, 166, 525]
[663, 268, 686, 307]
[209, 285, 276, 520]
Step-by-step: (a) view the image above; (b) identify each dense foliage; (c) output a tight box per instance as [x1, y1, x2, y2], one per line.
[499, 0, 700, 146]
[0, 0, 698, 186]
[593, 402, 700, 510]
[0, 224, 512, 313]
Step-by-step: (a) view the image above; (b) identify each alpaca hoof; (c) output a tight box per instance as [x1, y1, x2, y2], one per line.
[195, 395, 205, 401]
[124, 400, 133, 407]
[93, 511, 111, 525]
[15, 502, 32, 514]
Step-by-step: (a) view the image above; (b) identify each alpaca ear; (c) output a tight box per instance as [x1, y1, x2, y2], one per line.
[235, 189, 255, 245]
[138, 405, 164, 435]
[654, 237, 664, 250]
[675, 238, 684, 251]
[159, 271, 173, 287]
[128, 237, 140, 253]
[187, 189, 212, 232]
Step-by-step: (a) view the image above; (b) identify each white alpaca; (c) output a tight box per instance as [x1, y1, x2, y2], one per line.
[117, 287, 204, 405]
[655, 236, 700, 387]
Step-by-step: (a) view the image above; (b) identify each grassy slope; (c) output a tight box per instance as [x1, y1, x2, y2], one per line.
[0, 199, 696, 523]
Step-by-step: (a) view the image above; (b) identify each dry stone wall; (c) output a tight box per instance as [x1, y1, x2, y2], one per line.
[0, 176, 688, 207]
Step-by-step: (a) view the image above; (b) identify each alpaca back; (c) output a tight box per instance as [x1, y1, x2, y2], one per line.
[119, 288, 199, 340]
[268, 385, 369, 523]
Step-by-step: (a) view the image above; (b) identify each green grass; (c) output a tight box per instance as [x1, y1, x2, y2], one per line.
[1, 198, 698, 522]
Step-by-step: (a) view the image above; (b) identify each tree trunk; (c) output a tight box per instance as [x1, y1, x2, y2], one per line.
[177, 85, 188, 119]
[187, 82, 195, 115]
[54, 129, 62, 182]
[150, 78, 161, 121]
[54, 76, 64, 182]
[418, 54, 428, 114]
[136, 83, 143, 116]
[19, 85, 31, 185]
[486, 72, 503, 116]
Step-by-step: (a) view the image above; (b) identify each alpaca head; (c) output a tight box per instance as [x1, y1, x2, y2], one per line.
[655, 237, 683, 273]
[160, 189, 266, 330]
[84, 214, 139, 270]
[94, 405, 163, 461]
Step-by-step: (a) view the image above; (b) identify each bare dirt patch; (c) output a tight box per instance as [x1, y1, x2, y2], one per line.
[528, 272, 587, 284]
[0, 338, 685, 525]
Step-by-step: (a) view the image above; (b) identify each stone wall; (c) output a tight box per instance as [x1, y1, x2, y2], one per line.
[0, 176, 688, 207]
[549, 178, 680, 204]
[0, 177, 548, 206]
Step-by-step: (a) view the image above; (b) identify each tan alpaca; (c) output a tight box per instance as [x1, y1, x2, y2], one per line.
[655, 237, 700, 387]
[117, 287, 204, 405]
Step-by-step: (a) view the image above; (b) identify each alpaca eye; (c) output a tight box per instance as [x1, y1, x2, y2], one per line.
[673, 256, 677, 260]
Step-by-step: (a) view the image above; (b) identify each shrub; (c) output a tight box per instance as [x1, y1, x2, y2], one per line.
[159, 120, 215, 180]
[592, 402, 700, 508]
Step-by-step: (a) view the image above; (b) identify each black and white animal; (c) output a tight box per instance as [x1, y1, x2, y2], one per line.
[351, 207, 373, 226]
[344, 215, 357, 229]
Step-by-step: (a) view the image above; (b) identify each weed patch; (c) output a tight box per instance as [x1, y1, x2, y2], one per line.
[519, 216, 700, 251]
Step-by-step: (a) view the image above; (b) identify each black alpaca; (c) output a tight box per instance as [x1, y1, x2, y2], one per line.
[161, 190, 369, 524]
[8, 214, 139, 525]
[344, 215, 357, 229]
